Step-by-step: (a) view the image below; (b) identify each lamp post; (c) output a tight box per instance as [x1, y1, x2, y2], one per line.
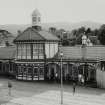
[38, 64, 40, 80]
[60, 52, 63, 105]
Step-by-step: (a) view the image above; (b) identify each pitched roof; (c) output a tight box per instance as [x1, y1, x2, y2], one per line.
[14, 27, 59, 42]
[39, 30, 59, 41]
[59, 46, 105, 61]
[0, 46, 16, 59]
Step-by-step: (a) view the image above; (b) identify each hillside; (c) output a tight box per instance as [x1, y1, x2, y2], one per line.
[0, 21, 102, 36]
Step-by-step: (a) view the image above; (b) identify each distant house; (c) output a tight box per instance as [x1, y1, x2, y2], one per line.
[0, 30, 15, 47]
[0, 46, 16, 76]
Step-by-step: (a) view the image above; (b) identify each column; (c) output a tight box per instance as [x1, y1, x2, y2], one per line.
[32, 66, 34, 81]
[26, 65, 28, 80]
[66, 62, 69, 81]
[88, 65, 90, 81]
[2, 63, 3, 73]
[12, 63, 14, 73]
[49, 65, 51, 80]
[54, 64, 56, 74]
[38, 65, 40, 80]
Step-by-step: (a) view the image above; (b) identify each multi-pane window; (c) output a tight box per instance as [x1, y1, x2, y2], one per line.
[38, 44, 44, 59]
[21, 44, 26, 59]
[33, 44, 38, 59]
[17, 44, 21, 59]
[33, 67, 38, 76]
[18, 66, 23, 75]
[17, 43, 44, 60]
[26, 44, 31, 59]
[23, 67, 27, 75]
[28, 67, 32, 75]
[33, 43, 44, 59]
[39, 68, 44, 76]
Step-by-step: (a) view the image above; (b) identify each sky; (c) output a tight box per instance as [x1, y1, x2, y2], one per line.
[0, 0, 105, 24]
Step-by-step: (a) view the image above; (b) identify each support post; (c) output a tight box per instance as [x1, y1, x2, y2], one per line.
[60, 52, 63, 105]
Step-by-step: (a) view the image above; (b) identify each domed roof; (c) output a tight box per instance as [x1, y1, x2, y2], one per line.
[32, 9, 41, 16]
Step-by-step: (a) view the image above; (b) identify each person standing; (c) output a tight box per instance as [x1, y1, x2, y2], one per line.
[55, 72, 58, 82]
[8, 81, 12, 96]
[78, 74, 82, 85]
[81, 75, 85, 85]
[73, 82, 76, 95]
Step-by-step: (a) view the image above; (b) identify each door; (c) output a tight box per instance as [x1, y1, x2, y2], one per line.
[33, 67, 38, 80]
[27, 67, 33, 80]
[33, 67, 44, 80]
[39, 67, 44, 80]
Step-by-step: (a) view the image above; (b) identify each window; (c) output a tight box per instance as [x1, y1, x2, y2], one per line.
[18, 66, 23, 75]
[17, 44, 21, 59]
[33, 44, 44, 59]
[21, 44, 26, 59]
[39, 68, 44, 76]
[23, 67, 27, 75]
[33, 68, 38, 76]
[28, 67, 32, 75]
[38, 44, 44, 59]
[26, 44, 31, 59]
[33, 44, 38, 59]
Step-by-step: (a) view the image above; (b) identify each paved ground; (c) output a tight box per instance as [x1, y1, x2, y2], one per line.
[0, 78, 105, 105]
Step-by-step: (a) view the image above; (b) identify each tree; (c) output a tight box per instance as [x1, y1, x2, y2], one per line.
[92, 29, 99, 36]
[77, 27, 86, 34]
[98, 24, 105, 45]
[86, 28, 91, 34]
[76, 34, 82, 45]
[62, 40, 69, 46]
[69, 38, 76, 46]
[5, 41, 10, 47]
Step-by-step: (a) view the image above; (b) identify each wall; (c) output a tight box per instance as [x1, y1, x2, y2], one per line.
[96, 67, 105, 88]
[45, 42, 58, 58]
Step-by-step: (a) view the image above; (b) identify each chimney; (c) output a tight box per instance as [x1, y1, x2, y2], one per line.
[32, 25, 42, 31]
[49, 27, 56, 33]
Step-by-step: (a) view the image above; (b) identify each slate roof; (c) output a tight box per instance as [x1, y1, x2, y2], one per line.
[38, 30, 59, 41]
[0, 46, 16, 60]
[59, 46, 105, 61]
[14, 27, 59, 42]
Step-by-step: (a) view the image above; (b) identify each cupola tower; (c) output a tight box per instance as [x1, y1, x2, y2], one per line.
[32, 9, 41, 26]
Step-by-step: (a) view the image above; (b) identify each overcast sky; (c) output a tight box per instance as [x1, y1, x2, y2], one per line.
[0, 0, 105, 24]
